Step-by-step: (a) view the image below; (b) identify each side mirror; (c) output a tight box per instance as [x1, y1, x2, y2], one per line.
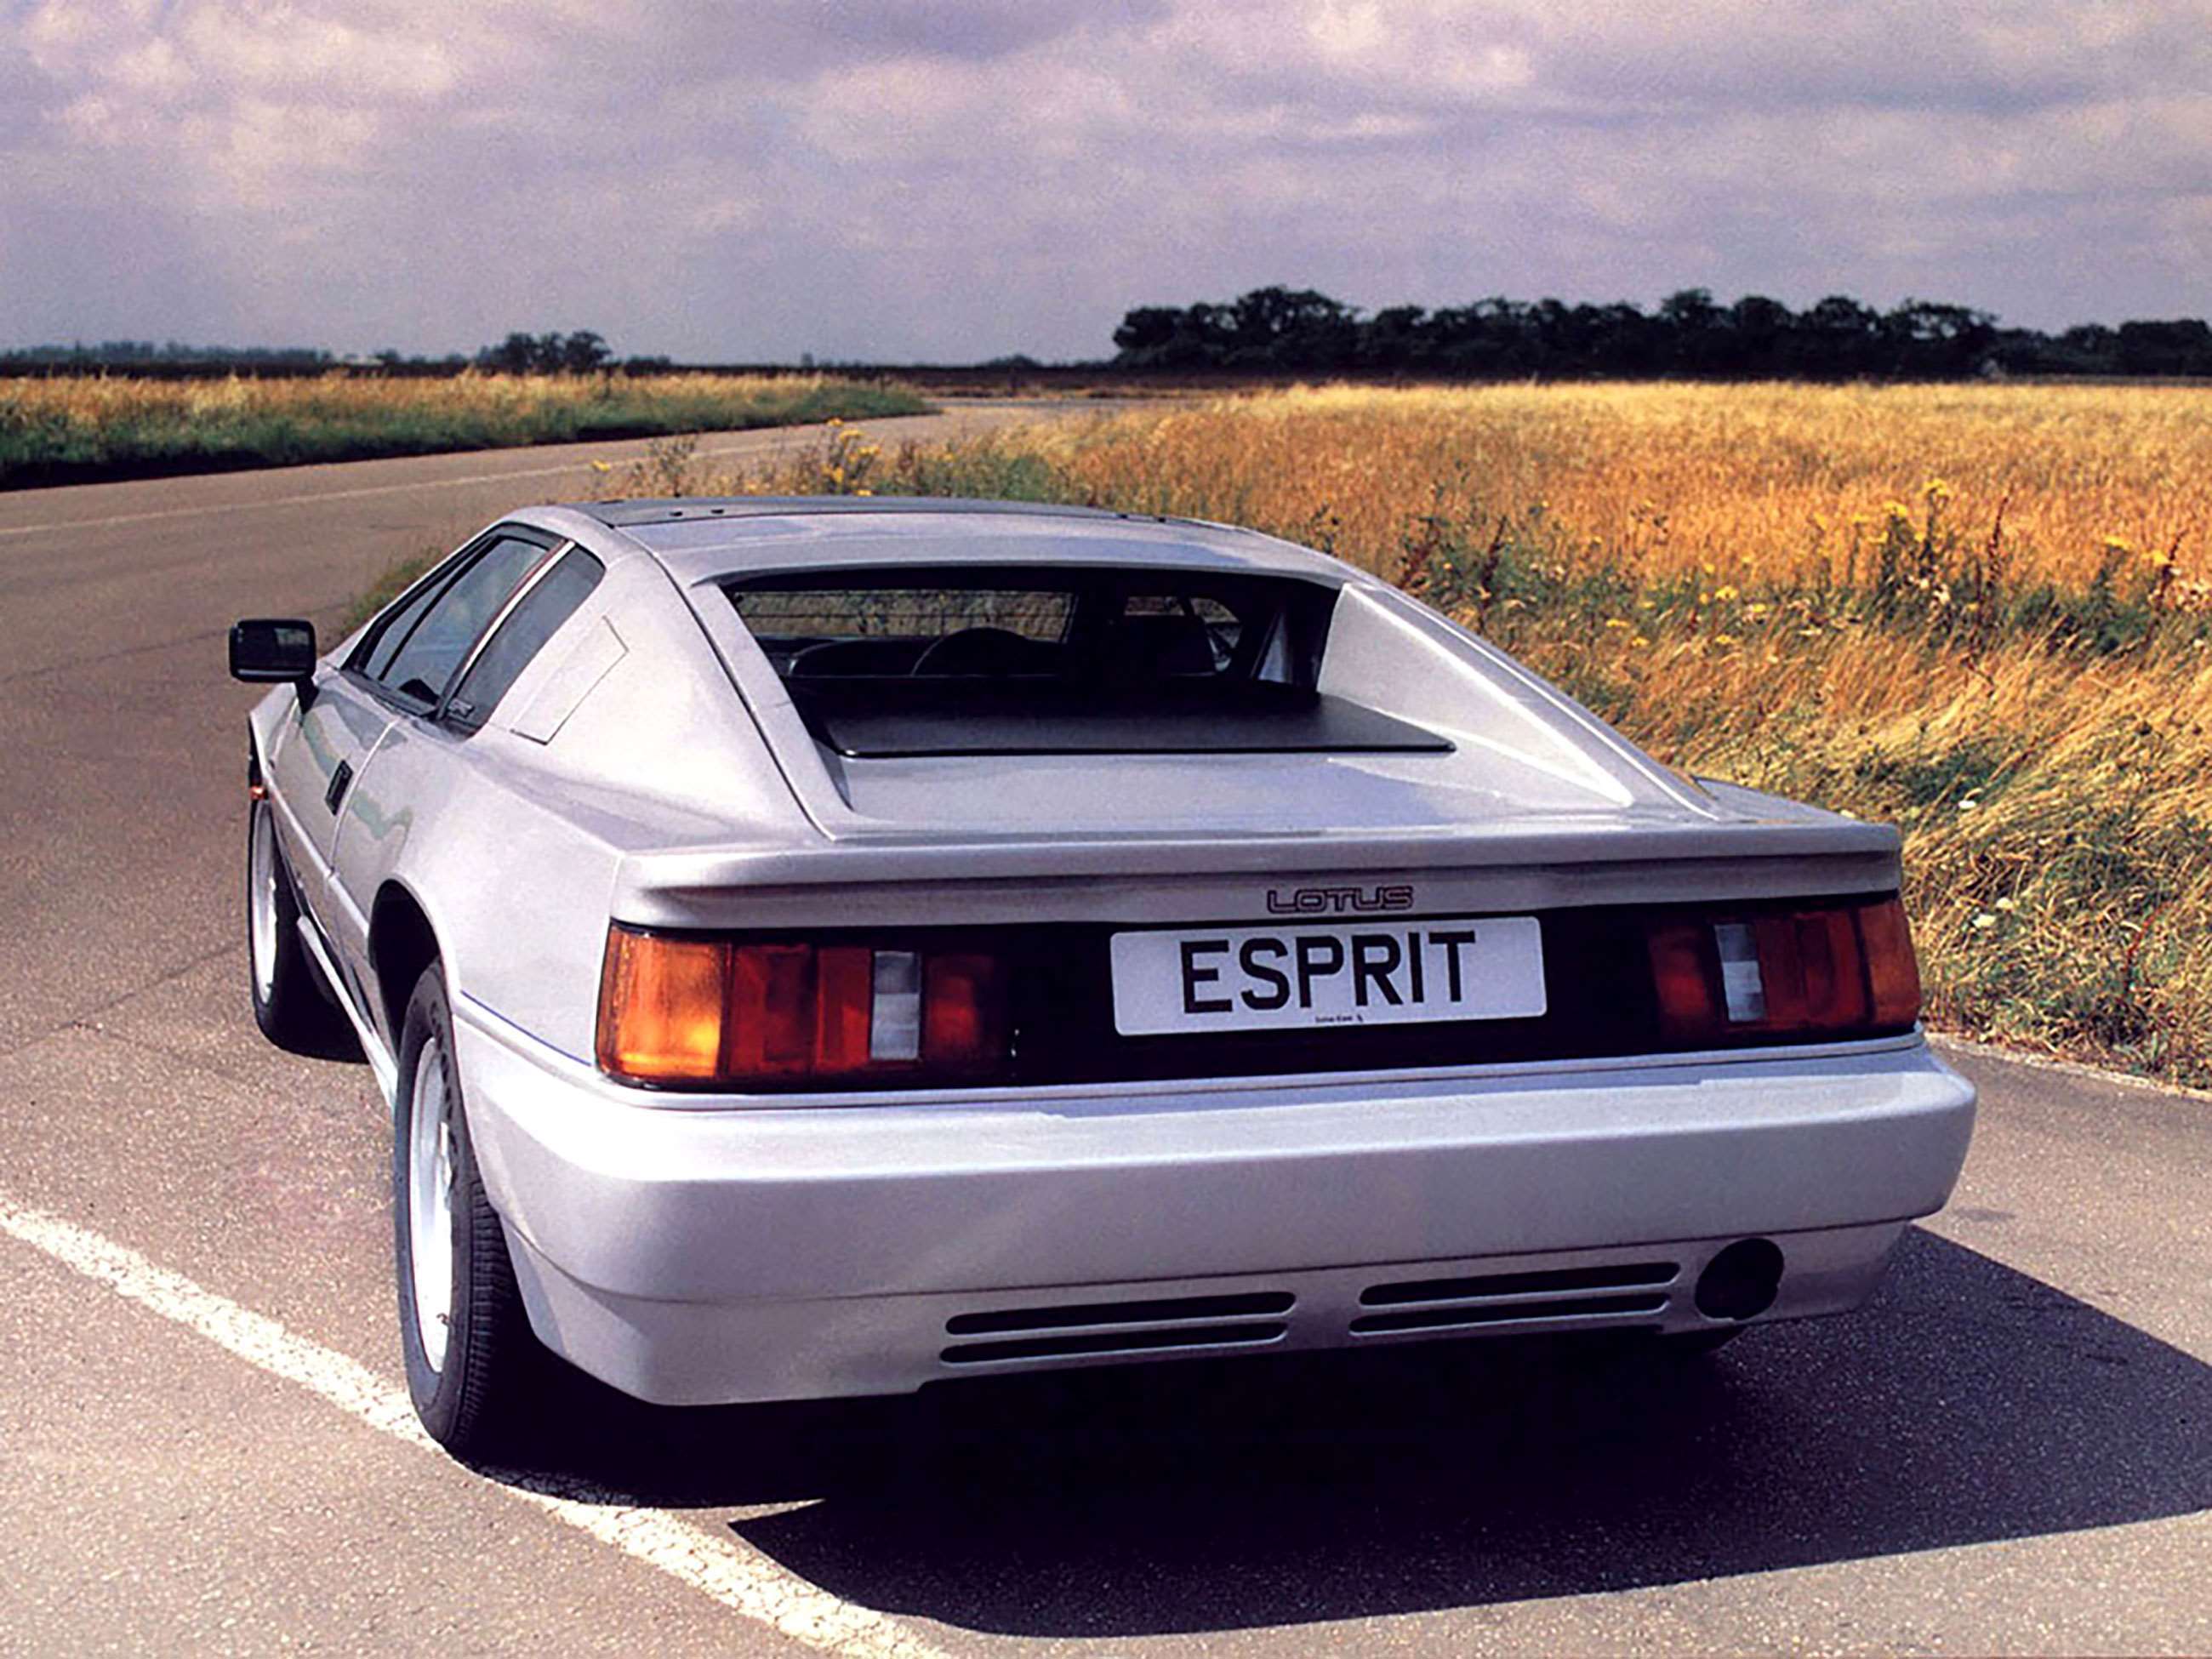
[229, 618, 318, 684]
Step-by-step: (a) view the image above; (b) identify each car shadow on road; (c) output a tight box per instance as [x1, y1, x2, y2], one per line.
[496, 1227, 2212, 1637]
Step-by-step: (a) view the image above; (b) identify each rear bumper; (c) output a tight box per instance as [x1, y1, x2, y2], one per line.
[455, 1012, 1975, 1405]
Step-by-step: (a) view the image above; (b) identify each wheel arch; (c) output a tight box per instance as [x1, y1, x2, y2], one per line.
[369, 879, 443, 1053]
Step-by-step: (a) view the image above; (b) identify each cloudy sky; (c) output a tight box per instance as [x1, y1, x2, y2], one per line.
[4, 1, 2208, 361]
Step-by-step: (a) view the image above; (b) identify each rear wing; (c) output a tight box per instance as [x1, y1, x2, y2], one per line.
[607, 817, 1904, 931]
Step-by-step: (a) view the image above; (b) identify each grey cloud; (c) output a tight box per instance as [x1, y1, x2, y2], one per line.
[760, 0, 1168, 63]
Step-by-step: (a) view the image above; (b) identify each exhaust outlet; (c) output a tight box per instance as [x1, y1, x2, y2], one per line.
[1695, 1238, 1784, 1321]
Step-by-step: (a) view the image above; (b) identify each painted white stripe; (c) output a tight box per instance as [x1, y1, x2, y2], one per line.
[0, 435, 812, 541]
[0, 1192, 948, 1659]
[0, 400, 1056, 543]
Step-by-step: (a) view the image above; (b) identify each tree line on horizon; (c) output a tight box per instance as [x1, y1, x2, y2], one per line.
[0, 330, 645, 373]
[11, 289, 2211, 379]
[1110, 286, 2212, 379]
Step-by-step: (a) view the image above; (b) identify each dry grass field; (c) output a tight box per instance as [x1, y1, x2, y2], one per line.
[680, 384, 2212, 1086]
[0, 370, 926, 488]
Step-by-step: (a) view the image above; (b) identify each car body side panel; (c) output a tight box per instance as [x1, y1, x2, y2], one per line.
[347, 721, 625, 1059]
[248, 687, 325, 915]
[259, 675, 392, 910]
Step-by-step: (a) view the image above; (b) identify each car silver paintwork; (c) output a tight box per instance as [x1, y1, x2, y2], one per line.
[245, 498, 1976, 1404]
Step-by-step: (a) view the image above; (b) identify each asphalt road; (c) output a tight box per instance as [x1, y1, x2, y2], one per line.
[3, 412, 2208, 1655]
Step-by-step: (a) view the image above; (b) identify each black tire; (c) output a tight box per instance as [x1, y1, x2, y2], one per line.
[246, 796, 348, 1052]
[393, 961, 541, 1457]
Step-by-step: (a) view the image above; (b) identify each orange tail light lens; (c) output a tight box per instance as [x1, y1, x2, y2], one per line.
[596, 930, 727, 1081]
[1647, 896, 1921, 1046]
[596, 926, 1012, 1089]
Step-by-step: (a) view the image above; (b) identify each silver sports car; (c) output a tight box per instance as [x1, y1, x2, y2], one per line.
[230, 497, 1975, 1455]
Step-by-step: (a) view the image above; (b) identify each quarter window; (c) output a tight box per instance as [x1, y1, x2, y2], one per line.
[445, 550, 606, 729]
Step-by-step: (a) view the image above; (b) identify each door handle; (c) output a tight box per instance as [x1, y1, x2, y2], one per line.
[324, 759, 354, 814]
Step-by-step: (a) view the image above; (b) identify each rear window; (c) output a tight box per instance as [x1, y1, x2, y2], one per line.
[734, 587, 1076, 678]
[724, 565, 1449, 759]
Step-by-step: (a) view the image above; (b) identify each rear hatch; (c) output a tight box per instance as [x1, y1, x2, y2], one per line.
[715, 560, 1718, 841]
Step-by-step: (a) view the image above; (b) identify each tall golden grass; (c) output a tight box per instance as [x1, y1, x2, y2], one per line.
[689, 385, 2212, 1086]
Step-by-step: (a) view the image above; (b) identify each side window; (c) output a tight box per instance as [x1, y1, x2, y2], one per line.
[359, 559, 465, 682]
[369, 535, 553, 706]
[445, 550, 606, 729]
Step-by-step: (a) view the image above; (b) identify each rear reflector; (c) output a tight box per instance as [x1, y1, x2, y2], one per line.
[1647, 895, 1920, 1046]
[596, 926, 1012, 1088]
[869, 949, 921, 1062]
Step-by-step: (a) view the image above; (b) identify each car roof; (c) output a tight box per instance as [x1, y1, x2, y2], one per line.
[545, 497, 1364, 586]
[573, 496, 1176, 530]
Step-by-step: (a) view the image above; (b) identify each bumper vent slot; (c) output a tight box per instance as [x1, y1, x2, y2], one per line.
[1360, 1261, 1678, 1308]
[944, 1290, 1294, 1337]
[943, 1322, 1288, 1365]
[940, 1290, 1295, 1366]
[1352, 1291, 1667, 1336]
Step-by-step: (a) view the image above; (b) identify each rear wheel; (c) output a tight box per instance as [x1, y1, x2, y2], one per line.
[246, 798, 345, 1050]
[393, 962, 542, 1456]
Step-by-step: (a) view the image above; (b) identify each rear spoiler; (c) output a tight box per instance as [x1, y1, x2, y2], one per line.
[607, 818, 1903, 930]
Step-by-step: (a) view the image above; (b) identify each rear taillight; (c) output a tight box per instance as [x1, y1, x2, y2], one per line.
[596, 926, 1010, 1088]
[1645, 896, 1920, 1046]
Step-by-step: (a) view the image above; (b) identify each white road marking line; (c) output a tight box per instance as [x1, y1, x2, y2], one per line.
[0, 1192, 949, 1659]
[0, 403, 1038, 542]
[0, 436, 806, 541]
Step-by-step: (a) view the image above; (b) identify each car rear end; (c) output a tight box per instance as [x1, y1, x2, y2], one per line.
[454, 511, 1976, 1405]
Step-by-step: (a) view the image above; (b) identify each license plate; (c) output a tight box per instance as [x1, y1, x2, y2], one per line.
[1109, 917, 1547, 1036]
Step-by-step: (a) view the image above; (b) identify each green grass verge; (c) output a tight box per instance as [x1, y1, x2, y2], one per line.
[0, 374, 931, 489]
